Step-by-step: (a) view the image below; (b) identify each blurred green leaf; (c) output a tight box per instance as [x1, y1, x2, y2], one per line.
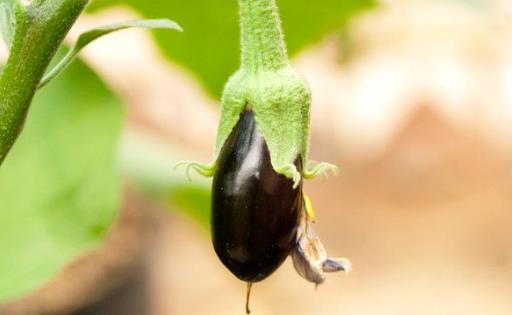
[40, 18, 182, 88]
[120, 130, 211, 228]
[0, 56, 123, 300]
[88, 0, 377, 97]
[168, 185, 210, 228]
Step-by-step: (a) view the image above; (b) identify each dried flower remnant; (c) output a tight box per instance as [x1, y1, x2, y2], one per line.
[292, 196, 352, 286]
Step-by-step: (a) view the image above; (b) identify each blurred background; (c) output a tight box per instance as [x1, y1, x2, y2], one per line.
[1, 0, 512, 314]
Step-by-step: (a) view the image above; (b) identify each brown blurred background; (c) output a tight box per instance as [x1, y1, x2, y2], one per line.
[3, 0, 512, 314]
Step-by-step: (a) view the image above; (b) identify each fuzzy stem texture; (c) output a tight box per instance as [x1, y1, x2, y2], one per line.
[0, 0, 88, 165]
[238, 0, 288, 72]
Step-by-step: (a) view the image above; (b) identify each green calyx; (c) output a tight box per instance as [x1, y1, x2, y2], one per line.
[179, 0, 337, 187]
[218, 67, 311, 186]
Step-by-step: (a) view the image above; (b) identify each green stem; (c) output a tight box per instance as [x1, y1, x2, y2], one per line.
[0, 0, 88, 165]
[238, 0, 289, 72]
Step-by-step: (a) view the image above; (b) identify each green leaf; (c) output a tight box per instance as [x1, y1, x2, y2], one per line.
[120, 131, 211, 229]
[39, 19, 182, 89]
[0, 55, 123, 300]
[169, 185, 210, 228]
[88, 0, 377, 97]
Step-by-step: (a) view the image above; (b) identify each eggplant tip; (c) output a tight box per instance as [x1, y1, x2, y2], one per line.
[245, 282, 253, 314]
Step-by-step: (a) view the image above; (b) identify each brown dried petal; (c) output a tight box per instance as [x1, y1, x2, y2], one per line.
[291, 207, 351, 285]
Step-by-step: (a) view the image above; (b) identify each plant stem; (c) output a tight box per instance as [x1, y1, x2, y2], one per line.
[0, 0, 89, 165]
[238, 0, 288, 72]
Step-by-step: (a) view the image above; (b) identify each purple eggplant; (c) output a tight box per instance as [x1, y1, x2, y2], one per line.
[211, 110, 302, 282]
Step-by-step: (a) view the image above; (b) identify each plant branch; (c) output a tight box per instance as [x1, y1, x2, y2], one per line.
[0, 0, 89, 165]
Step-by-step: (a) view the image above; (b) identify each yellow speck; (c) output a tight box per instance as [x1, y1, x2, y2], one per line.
[303, 194, 316, 222]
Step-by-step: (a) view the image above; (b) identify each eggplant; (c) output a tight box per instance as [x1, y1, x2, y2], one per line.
[211, 110, 302, 282]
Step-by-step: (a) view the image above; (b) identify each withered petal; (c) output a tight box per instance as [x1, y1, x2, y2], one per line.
[291, 201, 351, 285]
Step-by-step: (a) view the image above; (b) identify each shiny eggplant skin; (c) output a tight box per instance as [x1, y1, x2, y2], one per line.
[212, 110, 302, 282]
